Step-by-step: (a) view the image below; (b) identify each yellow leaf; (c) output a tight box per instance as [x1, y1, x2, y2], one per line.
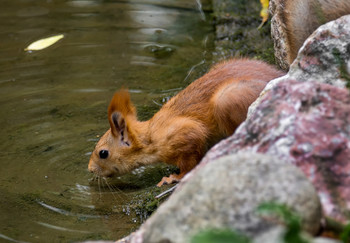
[259, 0, 269, 29]
[25, 34, 64, 51]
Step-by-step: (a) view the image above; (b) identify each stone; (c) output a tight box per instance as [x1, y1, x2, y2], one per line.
[82, 241, 115, 243]
[269, 0, 290, 70]
[126, 153, 322, 243]
[253, 226, 341, 243]
[313, 238, 342, 243]
[270, 0, 350, 70]
[202, 80, 350, 223]
[288, 14, 350, 88]
[248, 15, 350, 118]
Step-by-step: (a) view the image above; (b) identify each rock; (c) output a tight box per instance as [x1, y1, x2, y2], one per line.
[202, 80, 350, 223]
[252, 226, 285, 243]
[288, 14, 350, 88]
[270, 0, 350, 70]
[248, 14, 350, 118]
[82, 241, 115, 243]
[253, 226, 341, 243]
[313, 238, 342, 243]
[126, 153, 322, 243]
[269, 0, 290, 70]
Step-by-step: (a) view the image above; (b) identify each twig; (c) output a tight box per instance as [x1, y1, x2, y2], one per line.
[155, 184, 178, 199]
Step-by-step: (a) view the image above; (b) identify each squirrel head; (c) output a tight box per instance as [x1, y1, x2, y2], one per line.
[88, 89, 144, 177]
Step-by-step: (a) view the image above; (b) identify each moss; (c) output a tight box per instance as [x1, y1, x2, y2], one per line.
[20, 192, 41, 204]
[333, 48, 350, 91]
[192, 229, 251, 243]
[127, 185, 175, 221]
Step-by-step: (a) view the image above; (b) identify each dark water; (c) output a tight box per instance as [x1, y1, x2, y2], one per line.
[0, 0, 214, 242]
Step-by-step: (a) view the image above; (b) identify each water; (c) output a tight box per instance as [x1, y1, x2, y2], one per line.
[0, 0, 214, 242]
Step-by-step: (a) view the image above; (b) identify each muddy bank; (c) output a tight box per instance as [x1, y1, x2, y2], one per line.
[212, 0, 275, 64]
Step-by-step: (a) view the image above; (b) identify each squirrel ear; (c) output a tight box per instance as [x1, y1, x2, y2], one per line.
[110, 112, 125, 136]
[110, 112, 131, 146]
[108, 89, 136, 118]
[107, 89, 135, 145]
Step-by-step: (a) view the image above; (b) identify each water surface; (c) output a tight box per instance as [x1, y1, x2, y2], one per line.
[0, 0, 214, 241]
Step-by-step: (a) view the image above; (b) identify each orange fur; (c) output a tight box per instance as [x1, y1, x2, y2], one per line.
[88, 59, 285, 186]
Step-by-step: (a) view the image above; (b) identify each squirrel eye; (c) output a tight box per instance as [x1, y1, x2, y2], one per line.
[99, 150, 109, 159]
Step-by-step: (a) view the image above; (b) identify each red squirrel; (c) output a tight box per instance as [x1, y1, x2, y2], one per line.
[88, 59, 285, 186]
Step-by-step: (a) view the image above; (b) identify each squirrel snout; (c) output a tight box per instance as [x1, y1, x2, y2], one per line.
[88, 162, 98, 174]
[88, 162, 116, 178]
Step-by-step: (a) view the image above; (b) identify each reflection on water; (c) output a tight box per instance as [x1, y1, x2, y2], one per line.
[0, 0, 213, 241]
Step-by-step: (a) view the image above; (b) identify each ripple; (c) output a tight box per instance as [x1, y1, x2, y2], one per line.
[143, 43, 176, 58]
[37, 222, 91, 233]
[130, 55, 158, 66]
[129, 89, 143, 93]
[16, 7, 49, 17]
[36, 200, 100, 219]
[67, 0, 101, 7]
[195, 0, 206, 21]
[137, 27, 167, 35]
[0, 78, 16, 84]
[128, 10, 179, 28]
[73, 88, 106, 93]
[0, 233, 28, 243]
[0, 0, 213, 240]
[85, 151, 92, 156]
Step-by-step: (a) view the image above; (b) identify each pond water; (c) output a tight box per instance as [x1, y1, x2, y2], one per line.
[0, 0, 214, 242]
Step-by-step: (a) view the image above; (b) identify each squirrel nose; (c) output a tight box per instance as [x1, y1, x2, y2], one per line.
[88, 162, 97, 174]
[88, 166, 94, 173]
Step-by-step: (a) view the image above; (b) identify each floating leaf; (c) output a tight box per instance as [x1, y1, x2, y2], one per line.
[258, 0, 269, 29]
[25, 34, 64, 51]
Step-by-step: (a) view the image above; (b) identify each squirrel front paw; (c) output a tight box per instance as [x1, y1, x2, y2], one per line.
[157, 174, 183, 187]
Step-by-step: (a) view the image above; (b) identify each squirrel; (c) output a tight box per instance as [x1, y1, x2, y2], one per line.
[271, 0, 350, 68]
[88, 59, 285, 186]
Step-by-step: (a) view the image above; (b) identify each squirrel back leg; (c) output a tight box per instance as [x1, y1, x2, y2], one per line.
[212, 79, 268, 136]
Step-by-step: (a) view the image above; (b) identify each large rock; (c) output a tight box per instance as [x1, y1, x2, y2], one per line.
[125, 153, 322, 243]
[202, 80, 350, 223]
[248, 14, 350, 118]
[253, 226, 341, 243]
[270, 0, 350, 70]
[288, 14, 350, 88]
[240, 16, 350, 223]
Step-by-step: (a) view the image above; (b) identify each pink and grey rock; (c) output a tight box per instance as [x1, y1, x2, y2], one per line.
[201, 80, 350, 223]
[288, 14, 350, 88]
[248, 15, 350, 119]
[270, 0, 350, 70]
